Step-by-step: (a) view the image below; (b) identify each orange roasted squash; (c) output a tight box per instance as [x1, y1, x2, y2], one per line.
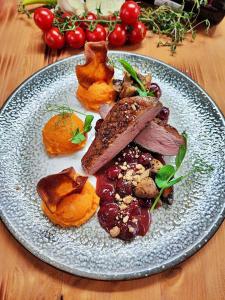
[75, 41, 116, 111]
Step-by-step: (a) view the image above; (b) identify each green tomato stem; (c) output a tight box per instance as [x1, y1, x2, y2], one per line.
[22, 0, 57, 6]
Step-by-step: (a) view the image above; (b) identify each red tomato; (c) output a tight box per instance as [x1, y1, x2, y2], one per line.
[119, 1, 140, 25]
[65, 27, 86, 49]
[80, 12, 97, 29]
[128, 22, 147, 44]
[86, 24, 107, 42]
[61, 12, 72, 19]
[34, 8, 54, 31]
[108, 24, 126, 47]
[44, 27, 65, 49]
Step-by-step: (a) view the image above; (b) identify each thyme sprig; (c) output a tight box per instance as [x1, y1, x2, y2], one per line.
[140, 5, 210, 54]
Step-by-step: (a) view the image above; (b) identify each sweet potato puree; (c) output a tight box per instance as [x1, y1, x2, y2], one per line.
[76, 81, 116, 111]
[37, 167, 99, 227]
[42, 113, 86, 155]
[75, 41, 116, 111]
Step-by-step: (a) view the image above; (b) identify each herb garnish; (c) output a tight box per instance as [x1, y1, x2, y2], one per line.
[118, 59, 155, 97]
[46, 104, 94, 145]
[70, 115, 94, 144]
[150, 132, 214, 212]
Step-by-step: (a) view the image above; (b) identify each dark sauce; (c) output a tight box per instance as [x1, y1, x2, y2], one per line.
[96, 143, 170, 241]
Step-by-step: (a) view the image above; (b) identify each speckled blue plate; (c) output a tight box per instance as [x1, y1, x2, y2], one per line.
[0, 52, 224, 280]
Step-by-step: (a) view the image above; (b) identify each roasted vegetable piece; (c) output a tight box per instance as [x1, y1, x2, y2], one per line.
[76, 41, 114, 89]
[37, 167, 87, 212]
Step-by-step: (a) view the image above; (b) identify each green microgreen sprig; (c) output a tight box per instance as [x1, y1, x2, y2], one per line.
[151, 132, 214, 212]
[118, 59, 155, 97]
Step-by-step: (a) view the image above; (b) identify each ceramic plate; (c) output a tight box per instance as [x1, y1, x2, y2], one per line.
[0, 52, 224, 280]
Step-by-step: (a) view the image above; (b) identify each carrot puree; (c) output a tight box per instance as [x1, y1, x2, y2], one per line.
[42, 113, 86, 155]
[76, 81, 116, 111]
[37, 167, 100, 227]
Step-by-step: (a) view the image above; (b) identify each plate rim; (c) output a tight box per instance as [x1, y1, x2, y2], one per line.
[0, 51, 225, 280]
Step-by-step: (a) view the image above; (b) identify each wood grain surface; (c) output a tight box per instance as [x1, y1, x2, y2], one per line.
[0, 1, 225, 299]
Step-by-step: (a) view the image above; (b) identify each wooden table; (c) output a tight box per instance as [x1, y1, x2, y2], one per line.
[1, 1, 225, 299]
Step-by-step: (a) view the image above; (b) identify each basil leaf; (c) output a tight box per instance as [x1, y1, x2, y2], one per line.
[155, 165, 175, 188]
[70, 129, 86, 144]
[175, 132, 187, 170]
[84, 115, 94, 133]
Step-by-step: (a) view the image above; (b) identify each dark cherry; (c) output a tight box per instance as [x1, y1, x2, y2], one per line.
[137, 209, 151, 236]
[98, 183, 115, 203]
[106, 165, 121, 181]
[116, 179, 133, 197]
[118, 222, 138, 241]
[98, 203, 119, 229]
[94, 119, 103, 132]
[138, 153, 152, 166]
[138, 198, 152, 209]
[156, 107, 170, 123]
[150, 83, 161, 99]
[119, 147, 137, 163]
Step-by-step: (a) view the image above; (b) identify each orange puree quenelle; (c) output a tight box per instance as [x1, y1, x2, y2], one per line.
[75, 41, 116, 111]
[37, 167, 99, 227]
[42, 113, 86, 156]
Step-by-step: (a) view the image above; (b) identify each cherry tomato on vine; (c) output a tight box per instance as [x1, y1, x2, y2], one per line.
[119, 1, 140, 25]
[61, 12, 72, 19]
[34, 8, 54, 31]
[128, 22, 147, 44]
[108, 24, 126, 47]
[86, 24, 107, 42]
[65, 27, 86, 49]
[80, 12, 97, 29]
[44, 27, 65, 49]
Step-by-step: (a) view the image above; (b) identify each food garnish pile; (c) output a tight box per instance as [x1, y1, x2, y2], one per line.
[19, 0, 211, 53]
[37, 41, 212, 240]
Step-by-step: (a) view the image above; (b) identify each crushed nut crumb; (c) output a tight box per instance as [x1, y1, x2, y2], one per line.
[121, 165, 128, 170]
[128, 226, 135, 233]
[119, 203, 127, 210]
[131, 104, 136, 111]
[140, 169, 150, 180]
[109, 226, 120, 237]
[123, 215, 129, 223]
[123, 195, 133, 204]
[115, 193, 121, 201]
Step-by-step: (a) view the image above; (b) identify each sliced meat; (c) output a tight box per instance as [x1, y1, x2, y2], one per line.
[134, 121, 184, 156]
[99, 103, 113, 119]
[99, 103, 184, 156]
[82, 96, 162, 174]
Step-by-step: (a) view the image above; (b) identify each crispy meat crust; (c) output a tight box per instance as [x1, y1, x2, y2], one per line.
[82, 96, 162, 174]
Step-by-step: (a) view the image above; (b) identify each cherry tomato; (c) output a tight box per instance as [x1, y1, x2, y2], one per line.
[61, 12, 72, 19]
[119, 1, 140, 25]
[128, 22, 147, 44]
[34, 8, 54, 31]
[80, 12, 97, 29]
[86, 24, 107, 42]
[65, 27, 86, 49]
[108, 24, 126, 47]
[44, 27, 65, 49]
